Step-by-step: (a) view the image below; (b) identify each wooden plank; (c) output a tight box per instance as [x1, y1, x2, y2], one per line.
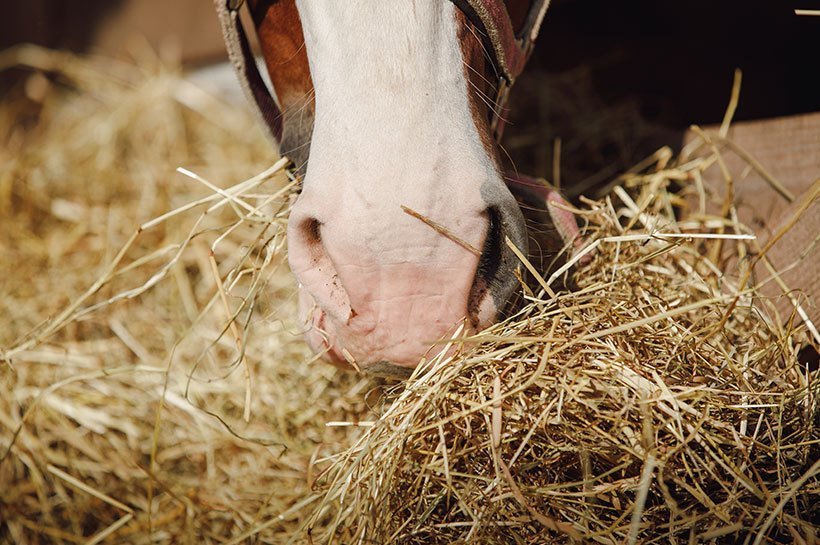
[683, 112, 820, 234]
[683, 113, 819, 330]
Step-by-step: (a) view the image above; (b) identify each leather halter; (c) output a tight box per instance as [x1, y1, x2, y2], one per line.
[214, 0, 550, 148]
[450, 0, 550, 139]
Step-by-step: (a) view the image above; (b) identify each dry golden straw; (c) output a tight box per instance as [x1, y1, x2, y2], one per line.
[0, 46, 817, 545]
[303, 170, 817, 543]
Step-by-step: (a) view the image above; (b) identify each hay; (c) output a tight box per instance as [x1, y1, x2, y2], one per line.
[0, 45, 376, 544]
[1, 46, 817, 545]
[304, 175, 818, 543]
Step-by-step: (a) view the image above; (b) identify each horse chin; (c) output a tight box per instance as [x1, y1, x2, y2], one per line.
[298, 284, 498, 374]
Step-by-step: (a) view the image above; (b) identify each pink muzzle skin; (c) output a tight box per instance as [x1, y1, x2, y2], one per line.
[298, 277, 472, 375]
[504, 172, 589, 268]
[289, 209, 492, 373]
[288, 175, 586, 377]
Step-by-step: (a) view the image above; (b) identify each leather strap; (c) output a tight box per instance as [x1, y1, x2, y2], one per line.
[451, 0, 550, 83]
[215, 0, 550, 146]
[214, 0, 283, 145]
[451, 0, 550, 140]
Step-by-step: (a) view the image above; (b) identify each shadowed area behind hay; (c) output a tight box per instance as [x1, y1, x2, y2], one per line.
[0, 47, 817, 544]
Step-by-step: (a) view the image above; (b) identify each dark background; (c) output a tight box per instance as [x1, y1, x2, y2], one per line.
[505, 0, 820, 194]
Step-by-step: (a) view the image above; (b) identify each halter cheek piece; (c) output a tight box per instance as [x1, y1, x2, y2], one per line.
[448, 0, 550, 139]
[215, 0, 284, 144]
[215, 0, 550, 147]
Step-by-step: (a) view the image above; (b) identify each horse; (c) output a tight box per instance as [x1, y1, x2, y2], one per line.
[215, 0, 582, 376]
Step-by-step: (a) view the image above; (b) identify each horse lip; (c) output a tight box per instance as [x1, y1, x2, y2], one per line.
[364, 361, 415, 379]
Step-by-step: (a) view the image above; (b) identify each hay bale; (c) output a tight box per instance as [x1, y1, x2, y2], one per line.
[1, 46, 817, 545]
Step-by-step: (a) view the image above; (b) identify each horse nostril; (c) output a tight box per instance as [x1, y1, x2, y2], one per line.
[467, 193, 529, 328]
[467, 207, 504, 326]
[289, 216, 354, 324]
[296, 217, 332, 266]
[300, 217, 322, 248]
[475, 207, 503, 287]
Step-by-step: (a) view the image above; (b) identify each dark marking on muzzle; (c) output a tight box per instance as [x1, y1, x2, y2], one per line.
[477, 177, 528, 315]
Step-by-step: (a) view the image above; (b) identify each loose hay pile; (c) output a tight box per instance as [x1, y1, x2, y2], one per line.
[1, 47, 817, 545]
[0, 46, 377, 544]
[305, 184, 819, 543]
